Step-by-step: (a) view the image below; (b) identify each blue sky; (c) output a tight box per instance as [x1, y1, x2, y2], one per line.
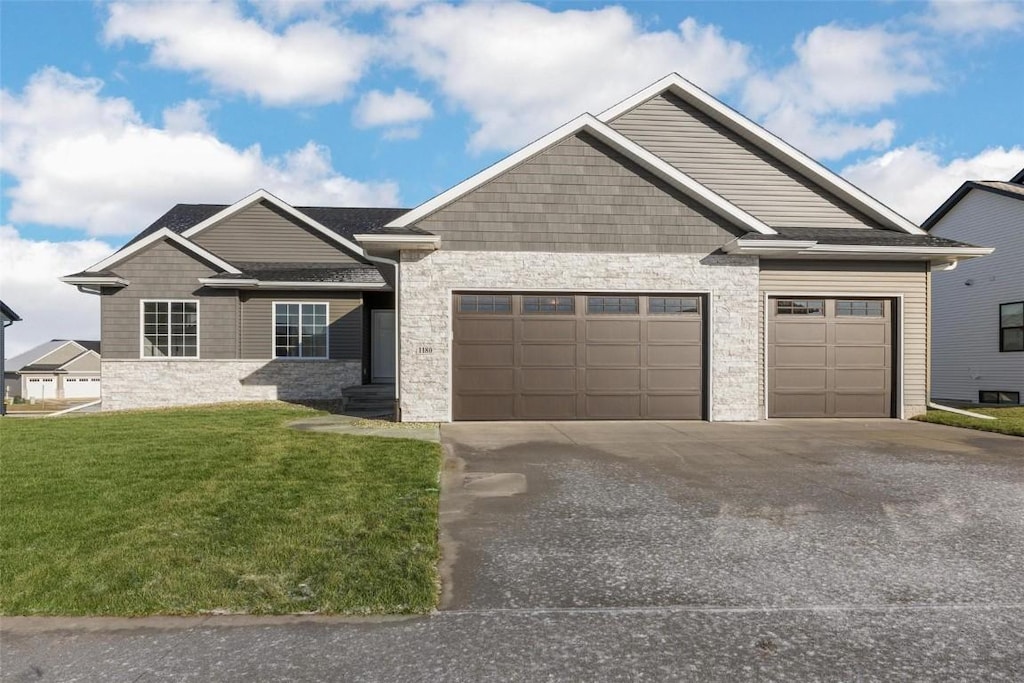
[1, 0, 1022, 355]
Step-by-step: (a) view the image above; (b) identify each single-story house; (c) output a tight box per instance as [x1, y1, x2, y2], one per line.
[1, 300, 22, 415]
[4, 339, 102, 400]
[924, 168, 1023, 406]
[62, 73, 992, 421]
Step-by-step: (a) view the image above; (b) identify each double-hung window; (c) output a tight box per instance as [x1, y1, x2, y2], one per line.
[999, 302, 1023, 352]
[275, 303, 328, 358]
[142, 301, 198, 358]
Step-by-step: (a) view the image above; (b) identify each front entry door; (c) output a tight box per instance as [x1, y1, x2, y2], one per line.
[372, 309, 396, 382]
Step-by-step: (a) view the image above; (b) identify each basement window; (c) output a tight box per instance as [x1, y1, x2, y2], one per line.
[979, 391, 1020, 405]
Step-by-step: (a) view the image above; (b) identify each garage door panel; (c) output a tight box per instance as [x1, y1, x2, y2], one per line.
[834, 393, 890, 416]
[457, 368, 516, 390]
[520, 344, 576, 367]
[521, 319, 576, 342]
[455, 394, 516, 420]
[585, 344, 640, 367]
[454, 292, 704, 420]
[586, 368, 641, 391]
[648, 344, 701, 367]
[834, 345, 888, 367]
[773, 322, 827, 344]
[648, 319, 700, 343]
[771, 393, 827, 417]
[835, 324, 887, 344]
[647, 394, 702, 420]
[520, 394, 577, 419]
[772, 345, 827, 367]
[585, 394, 642, 419]
[834, 369, 888, 390]
[455, 344, 515, 367]
[773, 368, 827, 391]
[647, 369, 701, 391]
[520, 368, 576, 391]
[586, 320, 640, 343]
[456, 318, 515, 342]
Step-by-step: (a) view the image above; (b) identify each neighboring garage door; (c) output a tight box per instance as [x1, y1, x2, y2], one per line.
[453, 293, 704, 420]
[25, 377, 57, 399]
[63, 376, 101, 398]
[768, 298, 893, 418]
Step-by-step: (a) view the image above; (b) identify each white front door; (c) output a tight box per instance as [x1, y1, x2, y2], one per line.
[371, 309, 396, 382]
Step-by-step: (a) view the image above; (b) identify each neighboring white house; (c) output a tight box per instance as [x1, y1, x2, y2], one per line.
[4, 339, 102, 400]
[925, 169, 1024, 406]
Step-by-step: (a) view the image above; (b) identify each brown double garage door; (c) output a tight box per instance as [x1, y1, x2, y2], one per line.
[453, 293, 705, 420]
[768, 297, 895, 418]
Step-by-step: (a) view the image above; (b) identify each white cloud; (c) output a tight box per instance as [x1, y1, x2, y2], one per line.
[924, 0, 1024, 35]
[389, 4, 750, 152]
[843, 145, 1024, 223]
[162, 99, 212, 134]
[0, 226, 112, 358]
[0, 68, 399, 236]
[104, 1, 373, 106]
[354, 88, 433, 128]
[743, 23, 937, 160]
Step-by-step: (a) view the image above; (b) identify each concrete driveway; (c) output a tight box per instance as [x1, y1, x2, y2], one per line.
[4, 419, 1023, 681]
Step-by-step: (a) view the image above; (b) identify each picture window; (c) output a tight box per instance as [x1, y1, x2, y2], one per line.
[275, 303, 328, 358]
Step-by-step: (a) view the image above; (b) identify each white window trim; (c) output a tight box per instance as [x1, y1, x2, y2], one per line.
[139, 299, 201, 360]
[272, 301, 331, 360]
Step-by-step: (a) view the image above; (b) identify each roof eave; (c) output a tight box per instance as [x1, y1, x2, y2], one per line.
[725, 238, 994, 262]
[355, 234, 442, 252]
[59, 276, 130, 288]
[197, 278, 390, 291]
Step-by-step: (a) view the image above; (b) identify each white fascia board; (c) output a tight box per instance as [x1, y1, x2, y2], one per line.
[180, 188, 368, 258]
[59, 275, 130, 287]
[728, 238, 994, 260]
[722, 239, 817, 253]
[598, 73, 925, 236]
[197, 278, 390, 291]
[355, 234, 441, 250]
[805, 244, 993, 257]
[85, 228, 241, 274]
[386, 114, 775, 235]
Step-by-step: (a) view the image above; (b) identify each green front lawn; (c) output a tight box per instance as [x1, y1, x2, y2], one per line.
[913, 406, 1024, 437]
[0, 404, 441, 616]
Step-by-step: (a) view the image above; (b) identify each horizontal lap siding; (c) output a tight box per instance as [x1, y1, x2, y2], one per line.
[192, 201, 363, 265]
[34, 343, 87, 366]
[759, 261, 929, 416]
[416, 133, 742, 253]
[240, 291, 362, 360]
[610, 94, 884, 230]
[101, 240, 238, 359]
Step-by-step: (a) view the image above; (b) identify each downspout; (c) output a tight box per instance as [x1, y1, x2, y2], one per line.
[0, 319, 10, 416]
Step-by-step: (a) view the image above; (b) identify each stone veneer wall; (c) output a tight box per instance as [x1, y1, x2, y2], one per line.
[101, 359, 360, 411]
[398, 250, 760, 422]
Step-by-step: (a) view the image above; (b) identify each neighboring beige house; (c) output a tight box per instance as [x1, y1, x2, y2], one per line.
[925, 169, 1024, 406]
[64, 73, 991, 421]
[4, 339, 102, 400]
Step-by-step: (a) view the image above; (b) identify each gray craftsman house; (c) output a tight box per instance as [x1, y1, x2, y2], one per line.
[64, 73, 991, 421]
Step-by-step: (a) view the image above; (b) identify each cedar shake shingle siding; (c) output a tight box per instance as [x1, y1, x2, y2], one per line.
[191, 201, 365, 265]
[100, 240, 238, 359]
[609, 93, 885, 230]
[416, 133, 743, 253]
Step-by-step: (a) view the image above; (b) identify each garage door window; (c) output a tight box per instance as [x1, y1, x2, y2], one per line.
[143, 301, 198, 357]
[836, 300, 884, 317]
[776, 299, 824, 315]
[587, 296, 638, 314]
[459, 295, 511, 313]
[522, 296, 573, 313]
[650, 297, 699, 314]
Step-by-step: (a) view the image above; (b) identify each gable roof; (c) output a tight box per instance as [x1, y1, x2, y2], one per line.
[1011, 168, 1024, 184]
[57, 349, 101, 372]
[598, 73, 924, 236]
[83, 227, 243, 275]
[4, 339, 82, 371]
[922, 179, 1024, 231]
[73, 340, 101, 354]
[385, 114, 777, 235]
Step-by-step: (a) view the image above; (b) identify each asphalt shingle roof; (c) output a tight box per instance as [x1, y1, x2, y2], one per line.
[210, 262, 386, 285]
[743, 227, 980, 249]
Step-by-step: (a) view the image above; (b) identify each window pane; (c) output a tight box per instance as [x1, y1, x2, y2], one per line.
[1001, 302, 1024, 328]
[522, 296, 574, 313]
[649, 297, 699, 314]
[459, 295, 511, 313]
[1002, 327, 1024, 352]
[587, 296, 639, 314]
[836, 300, 883, 317]
[776, 299, 824, 315]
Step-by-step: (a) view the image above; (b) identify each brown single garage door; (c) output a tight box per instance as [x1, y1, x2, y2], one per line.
[453, 293, 705, 420]
[768, 298, 893, 418]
